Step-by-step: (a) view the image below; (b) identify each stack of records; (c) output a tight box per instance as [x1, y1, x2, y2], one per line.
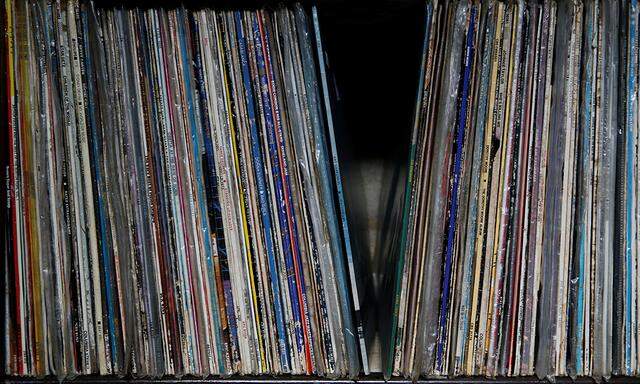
[386, 0, 640, 380]
[2, 0, 366, 378]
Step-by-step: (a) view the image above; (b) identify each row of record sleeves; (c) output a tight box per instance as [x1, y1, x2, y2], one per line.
[0, 0, 369, 379]
[381, 0, 640, 381]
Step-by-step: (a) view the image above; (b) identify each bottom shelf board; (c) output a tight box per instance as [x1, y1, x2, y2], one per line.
[1, 374, 636, 383]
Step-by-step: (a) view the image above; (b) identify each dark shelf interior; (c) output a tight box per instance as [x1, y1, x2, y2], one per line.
[314, 0, 425, 371]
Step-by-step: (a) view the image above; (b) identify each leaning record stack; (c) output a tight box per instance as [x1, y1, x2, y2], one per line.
[2, 0, 365, 378]
[386, 0, 640, 380]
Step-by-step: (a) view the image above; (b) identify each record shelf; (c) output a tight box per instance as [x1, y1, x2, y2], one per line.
[5, 0, 640, 384]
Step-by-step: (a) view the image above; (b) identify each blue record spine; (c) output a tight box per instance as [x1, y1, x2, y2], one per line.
[436, 6, 476, 372]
